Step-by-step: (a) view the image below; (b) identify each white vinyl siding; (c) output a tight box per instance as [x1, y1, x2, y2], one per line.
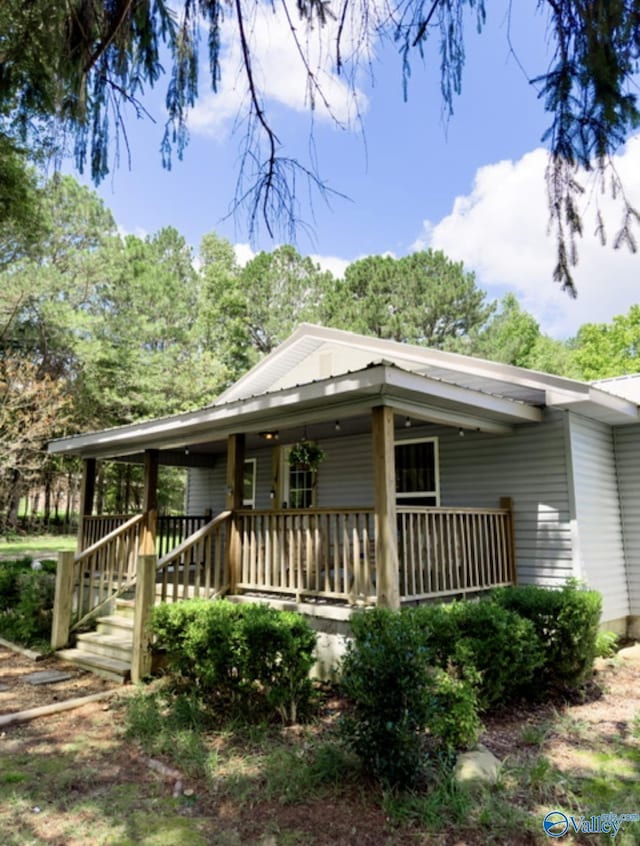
[569, 414, 628, 622]
[186, 464, 223, 514]
[315, 433, 373, 507]
[186, 448, 275, 514]
[431, 410, 575, 588]
[613, 424, 640, 616]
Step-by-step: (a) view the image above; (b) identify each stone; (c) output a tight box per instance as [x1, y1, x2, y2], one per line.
[617, 643, 640, 662]
[454, 744, 501, 786]
[23, 670, 72, 686]
[0, 683, 9, 692]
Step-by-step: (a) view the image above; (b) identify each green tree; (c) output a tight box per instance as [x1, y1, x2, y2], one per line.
[571, 305, 640, 380]
[202, 244, 333, 365]
[459, 294, 579, 376]
[466, 294, 542, 367]
[0, 355, 70, 529]
[1, 2, 638, 288]
[76, 227, 225, 427]
[324, 250, 493, 348]
[197, 233, 250, 384]
[238, 245, 333, 354]
[0, 175, 118, 379]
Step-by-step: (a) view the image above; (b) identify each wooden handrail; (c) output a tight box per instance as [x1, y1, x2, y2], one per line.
[76, 513, 145, 563]
[235, 507, 375, 516]
[157, 510, 232, 569]
[70, 513, 146, 632]
[154, 510, 232, 604]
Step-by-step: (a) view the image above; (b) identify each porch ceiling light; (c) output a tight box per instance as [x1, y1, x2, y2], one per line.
[259, 431, 279, 440]
[405, 416, 411, 428]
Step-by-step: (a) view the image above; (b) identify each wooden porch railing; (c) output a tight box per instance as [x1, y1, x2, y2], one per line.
[82, 514, 210, 558]
[71, 513, 145, 631]
[235, 508, 377, 603]
[398, 505, 515, 602]
[155, 511, 231, 603]
[67, 504, 515, 630]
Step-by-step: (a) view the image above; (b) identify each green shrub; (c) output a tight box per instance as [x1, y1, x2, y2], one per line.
[0, 560, 32, 611]
[151, 599, 317, 724]
[493, 581, 602, 691]
[408, 600, 545, 710]
[340, 609, 480, 787]
[425, 666, 481, 753]
[0, 561, 56, 647]
[595, 629, 619, 658]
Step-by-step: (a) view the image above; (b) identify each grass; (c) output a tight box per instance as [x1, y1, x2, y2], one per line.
[0, 534, 76, 558]
[4, 687, 640, 845]
[117, 683, 640, 844]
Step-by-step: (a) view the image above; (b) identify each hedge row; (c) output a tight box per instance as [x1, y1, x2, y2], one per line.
[151, 599, 317, 725]
[340, 581, 602, 786]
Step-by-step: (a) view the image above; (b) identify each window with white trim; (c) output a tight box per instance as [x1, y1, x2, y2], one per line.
[281, 447, 317, 509]
[242, 458, 256, 508]
[395, 437, 439, 506]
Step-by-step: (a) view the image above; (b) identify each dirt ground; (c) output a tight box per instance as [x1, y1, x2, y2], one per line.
[0, 646, 123, 715]
[2, 643, 640, 845]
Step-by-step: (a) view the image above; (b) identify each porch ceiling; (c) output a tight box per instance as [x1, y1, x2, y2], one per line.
[48, 363, 543, 462]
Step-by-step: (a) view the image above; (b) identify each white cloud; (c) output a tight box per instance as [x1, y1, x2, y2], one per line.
[234, 242, 255, 266]
[188, 1, 369, 140]
[310, 253, 349, 278]
[419, 136, 640, 338]
[117, 223, 149, 240]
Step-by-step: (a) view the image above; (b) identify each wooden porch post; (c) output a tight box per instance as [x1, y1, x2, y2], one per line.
[77, 458, 96, 554]
[226, 434, 245, 594]
[500, 496, 518, 584]
[372, 406, 400, 609]
[51, 550, 75, 649]
[140, 450, 159, 555]
[131, 553, 157, 683]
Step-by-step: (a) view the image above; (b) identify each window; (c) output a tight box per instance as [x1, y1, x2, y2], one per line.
[281, 447, 317, 508]
[242, 458, 256, 508]
[395, 438, 439, 506]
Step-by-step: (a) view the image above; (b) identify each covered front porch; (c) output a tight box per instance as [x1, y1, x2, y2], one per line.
[49, 357, 539, 680]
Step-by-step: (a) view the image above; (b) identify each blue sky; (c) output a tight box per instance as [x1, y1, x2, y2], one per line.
[86, 1, 640, 340]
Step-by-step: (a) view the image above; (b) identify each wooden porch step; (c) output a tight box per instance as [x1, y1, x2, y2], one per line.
[113, 598, 135, 619]
[56, 649, 131, 683]
[96, 614, 134, 638]
[76, 631, 133, 664]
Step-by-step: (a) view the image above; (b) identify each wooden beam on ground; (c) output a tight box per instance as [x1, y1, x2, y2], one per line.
[372, 406, 400, 609]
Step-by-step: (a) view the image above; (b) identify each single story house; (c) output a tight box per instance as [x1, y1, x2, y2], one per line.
[48, 323, 640, 680]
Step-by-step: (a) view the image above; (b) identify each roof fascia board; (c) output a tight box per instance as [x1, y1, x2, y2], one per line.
[49, 363, 540, 458]
[48, 368, 389, 457]
[546, 387, 639, 420]
[384, 366, 543, 423]
[385, 396, 513, 434]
